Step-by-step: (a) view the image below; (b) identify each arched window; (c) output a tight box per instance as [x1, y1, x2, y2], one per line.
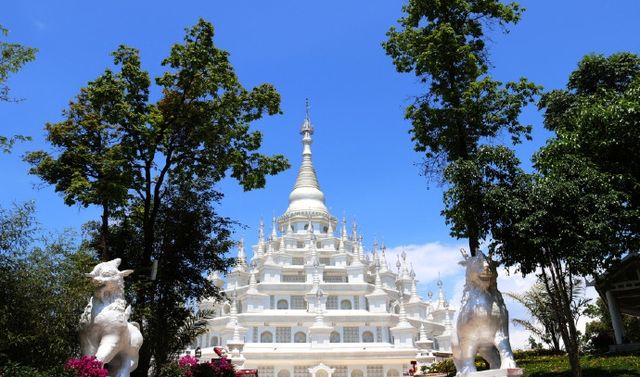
[260, 331, 273, 343]
[387, 369, 400, 377]
[223, 303, 231, 314]
[278, 370, 290, 377]
[362, 331, 374, 343]
[210, 336, 219, 347]
[340, 299, 352, 310]
[330, 331, 340, 343]
[294, 331, 307, 343]
[351, 370, 364, 377]
[277, 299, 289, 309]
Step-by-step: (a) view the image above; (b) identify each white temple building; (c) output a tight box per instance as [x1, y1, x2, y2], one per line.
[193, 109, 455, 377]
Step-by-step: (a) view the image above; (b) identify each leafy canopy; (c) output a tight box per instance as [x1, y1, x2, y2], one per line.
[25, 19, 289, 376]
[384, 0, 539, 255]
[0, 24, 37, 152]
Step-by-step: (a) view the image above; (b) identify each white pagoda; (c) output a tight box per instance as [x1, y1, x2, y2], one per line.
[193, 109, 455, 377]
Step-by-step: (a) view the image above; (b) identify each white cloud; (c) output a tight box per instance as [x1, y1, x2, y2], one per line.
[384, 242, 467, 285]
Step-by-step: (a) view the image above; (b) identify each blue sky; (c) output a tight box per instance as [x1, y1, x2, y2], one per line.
[3, 1, 640, 347]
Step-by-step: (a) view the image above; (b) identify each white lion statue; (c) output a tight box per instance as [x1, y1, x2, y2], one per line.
[451, 250, 517, 376]
[80, 258, 143, 377]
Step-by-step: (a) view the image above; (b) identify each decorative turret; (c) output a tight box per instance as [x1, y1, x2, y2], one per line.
[208, 270, 225, 289]
[437, 276, 446, 309]
[409, 275, 421, 304]
[352, 221, 358, 241]
[366, 260, 389, 313]
[380, 243, 389, 273]
[415, 323, 436, 368]
[234, 239, 247, 272]
[257, 219, 265, 256]
[271, 216, 278, 240]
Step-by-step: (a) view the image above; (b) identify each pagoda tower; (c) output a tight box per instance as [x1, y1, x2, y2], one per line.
[194, 106, 454, 377]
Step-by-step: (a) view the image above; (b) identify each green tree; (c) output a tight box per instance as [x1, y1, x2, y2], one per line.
[0, 203, 96, 370]
[507, 278, 590, 352]
[489, 154, 629, 377]
[383, 0, 539, 257]
[488, 53, 640, 376]
[1, 24, 37, 152]
[538, 53, 640, 245]
[26, 19, 289, 376]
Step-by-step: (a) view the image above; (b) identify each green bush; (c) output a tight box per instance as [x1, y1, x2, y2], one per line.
[513, 348, 566, 359]
[426, 356, 489, 376]
[0, 362, 72, 377]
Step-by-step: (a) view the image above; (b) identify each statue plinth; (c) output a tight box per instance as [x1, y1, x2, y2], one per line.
[463, 368, 523, 377]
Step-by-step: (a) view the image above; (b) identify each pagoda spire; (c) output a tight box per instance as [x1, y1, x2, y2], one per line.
[296, 101, 318, 189]
[285, 100, 329, 215]
[271, 216, 278, 240]
[258, 218, 265, 242]
[437, 275, 446, 309]
[235, 239, 247, 271]
[352, 221, 358, 241]
[257, 218, 265, 256]
[380, 242, 389, 272]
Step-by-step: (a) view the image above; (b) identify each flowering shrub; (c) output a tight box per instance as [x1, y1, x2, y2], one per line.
[64, 356, 108, 377]
[160, 355, 236, 377]
[178, 356, 199, 377]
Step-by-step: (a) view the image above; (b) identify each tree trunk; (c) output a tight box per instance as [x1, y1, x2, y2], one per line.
[100, 205, 110, 261]
[541, 259, 582, 377]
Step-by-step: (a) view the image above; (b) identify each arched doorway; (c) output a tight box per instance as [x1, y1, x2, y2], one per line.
[309, 363, 335, 377]
[278, 370, 291, 377]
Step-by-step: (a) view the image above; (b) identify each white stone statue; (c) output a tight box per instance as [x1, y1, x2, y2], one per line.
[80, 258, 144, 377]
[451, 250, 517, 376]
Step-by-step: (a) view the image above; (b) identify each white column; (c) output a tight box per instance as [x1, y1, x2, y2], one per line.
[606, 289, 625, 344]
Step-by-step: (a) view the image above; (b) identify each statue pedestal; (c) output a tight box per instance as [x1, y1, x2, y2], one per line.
[465, 369, 523, 377]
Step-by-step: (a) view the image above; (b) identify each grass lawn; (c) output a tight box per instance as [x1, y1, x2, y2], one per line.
[518, 354, 640, 377]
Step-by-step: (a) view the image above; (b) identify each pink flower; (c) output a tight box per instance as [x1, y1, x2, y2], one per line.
[64, 356, 108, 377]
[178, 355, 199, 377]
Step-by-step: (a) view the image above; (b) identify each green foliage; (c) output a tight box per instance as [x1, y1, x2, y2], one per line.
[486, 52, 640, 377]
[26, 19, 289, 376]
[0, 362, 73, 377]
[516, 353, 640, 377]
[426, 356, 489, 376]
[0, 203, 96, 371]
[506, 277, 590, 352]
[0, 24, 37, 152]
[0, 24, 37, 102]
[158, 362, 186, 377]
[537, 52, 640, 254]
[383, 0, 540, 255]
[426, 352, 640, 376]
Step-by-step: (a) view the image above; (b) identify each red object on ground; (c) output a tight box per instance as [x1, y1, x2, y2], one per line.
[212, 346, 258, 377]
[236, 369, 259, 377]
